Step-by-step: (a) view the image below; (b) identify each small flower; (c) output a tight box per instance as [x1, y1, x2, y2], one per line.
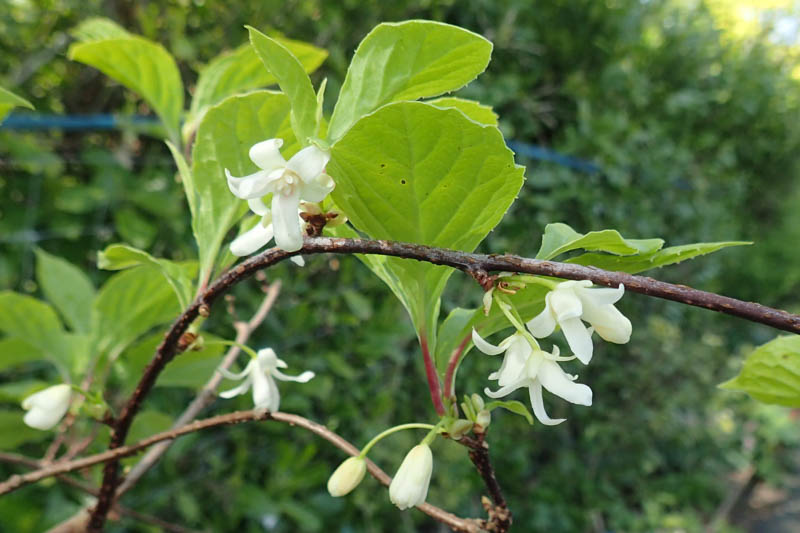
[218, 348, 314, 411]
[226, 138, 334, 252]
[473, 329, 592, 425]
[327, 456, 367, 497]
[389, 443, 433, 510]
[21, 384, 72, 430]
[526, 280, 632, 364]
[229, 198, 305, 266]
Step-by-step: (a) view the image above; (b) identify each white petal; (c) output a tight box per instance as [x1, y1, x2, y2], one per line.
[286, 146, 330, 183]
[580, 300, 632, 345]
[225, 168, 273, 199]
[271, 190, 304, 252]
[578, 283, 625, 305]
[483, 379, 529, 399]
[249, 139, 286, 172]
[21, 385, 72, 430]
[528, 382, 565, 426]
[230, 221, 274, 256]
[471, 329, 506, 355]
[290, 256, 305, 267]
[526, 300, 556, 338]
[389, 444, 433, 510]
[495, 335, 531, 386]
[256, 348, 280, 369]
[272, 369, 315, 383]
[537, 360, 593, 406]
[219, 379, 252, 399]
[217, 363, 252, 381]
[559, 317, 594, 365]
[548, 287, 583, 322]
[252, 370, 279, 411]
[248, 198, 270, 216]
[301, 172, 335, 202]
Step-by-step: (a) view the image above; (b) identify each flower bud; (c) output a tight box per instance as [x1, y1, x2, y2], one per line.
[470, 393, 485, 411]
[389, 444, 433, 510]
[446, 419, 474, 440]
[21, 384, 72, 430]
[327, 456, 367, 497]
[476, 409, 492, 431]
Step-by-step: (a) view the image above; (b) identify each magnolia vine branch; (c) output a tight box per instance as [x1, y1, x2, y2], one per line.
[88, 236, 800, 531]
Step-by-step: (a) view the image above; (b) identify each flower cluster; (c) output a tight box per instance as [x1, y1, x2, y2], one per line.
[473, 280, 631, 424]
[225, 138, 334, 256]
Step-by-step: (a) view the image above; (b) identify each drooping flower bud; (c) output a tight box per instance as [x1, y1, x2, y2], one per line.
[327, 456, 367, 497]
[21, 384, 72, 430]
[389, 444, 433, 510]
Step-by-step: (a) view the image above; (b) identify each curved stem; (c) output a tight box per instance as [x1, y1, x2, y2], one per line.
[87, 236, 800, 531]
[359, 423, 437, 457]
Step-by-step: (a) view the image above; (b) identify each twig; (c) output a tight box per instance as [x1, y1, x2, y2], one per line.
[1, 411, 482, 533]
[459, 434, 511, 532]
[88, 236, 800, 531]
[116, 281, 281, 496]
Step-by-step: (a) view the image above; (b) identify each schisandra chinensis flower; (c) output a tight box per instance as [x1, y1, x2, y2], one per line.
[218, 348, 314, 411]
[225, 138, 334, 253]
[472, 329, 592, 425]
[327, 456, 367, 497]
[21, 384, 72, 430]
[526, 280, 632, 364]
[389, 443, 433, 510]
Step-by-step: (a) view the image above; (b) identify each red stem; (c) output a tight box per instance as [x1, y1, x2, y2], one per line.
[443, 334, 471, 401]
[420, 336, 445, 416]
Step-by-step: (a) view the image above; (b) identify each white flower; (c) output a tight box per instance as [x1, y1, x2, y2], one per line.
[526, 280, 632, 364]
[218, 348, 314, 411]
[327, 456, 367, 497]
[226, 138, 334, 252]
[21, 384, 72, 430]
[229, 198, 305, 266]
[473, 329, 592, 426]
[389, 443, 433, 510]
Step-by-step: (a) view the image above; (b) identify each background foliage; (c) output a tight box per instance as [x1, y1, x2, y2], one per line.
[1, 0, 799, 531]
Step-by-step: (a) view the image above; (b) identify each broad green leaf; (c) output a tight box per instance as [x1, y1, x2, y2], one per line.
[247, 27, 318, 144]
[0, 291, 63, 342]
[188, 38, 327, 132]
[328, 20, 492, 142]
[329, 101, 524, 346]
[427, 97, 498, 126]
[0, 86, 34, 123]
[34, 248, 95, 333]
[166, 141, 197, 221]
[486, 400, 534, 425]
[0, 380, 48, 403]
[568, 241, 750, 274]
[70, 17, 130, 41]
[91, 266, 181, 357]
[192, 91, 297, 283]
[68, 36, 183, 141]
[0, 337, 46, 372]
[435, 307, 476, 374]
[125, 332, 225, 389]
[720, 336, 800, 406]
[537, 222, 664, 260]
[98, 243, 197, 308]
[0, 411, 50, 449]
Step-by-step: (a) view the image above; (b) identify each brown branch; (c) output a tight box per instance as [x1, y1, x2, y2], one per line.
[2, 411, 482, 533]
[88, 236, 800, 530]
[116, 281, 281, 496]
[459, 434, 511, 532]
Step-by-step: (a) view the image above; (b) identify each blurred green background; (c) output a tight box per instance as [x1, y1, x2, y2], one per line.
[2, 0, 800, 531]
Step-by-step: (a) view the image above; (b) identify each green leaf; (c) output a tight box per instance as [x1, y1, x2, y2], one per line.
[435, 307, 476, 374]
[720, 336, 800, 406]
[328, 20, 492, 142]
[0, 411, 50, 449]
[329, 101, 523, 347]
[427, 97, 498, 126]
[247, 26, 318, 144]
[0, 337, 46, 372]
[125, 333, 226, 389]
[91, 266, 181, 357]
[127, 409, 174, 445]
[34, 248, 95, 333]
[486, 399, 534, 425]
[98, 243, 196, 309]
[567, 241, 751, 274]
[0, 86, 34, 123]
[68, 36, 184, 141]
[0, 380, 48, 403]
[0, 291, 62, 339]
[537, 222, 664, 260]
[188, 38, 327, 132]
[191, 91, 297, 283]
[166, 141, 197, 221]
[70, 17, 130, 41]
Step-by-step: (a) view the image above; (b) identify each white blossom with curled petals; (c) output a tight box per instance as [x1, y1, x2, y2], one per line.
[218, 348, 314, 412]
[526, 280, 631, 365]
[226, 138, 334, 252]
[472, 329, 592, 426]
